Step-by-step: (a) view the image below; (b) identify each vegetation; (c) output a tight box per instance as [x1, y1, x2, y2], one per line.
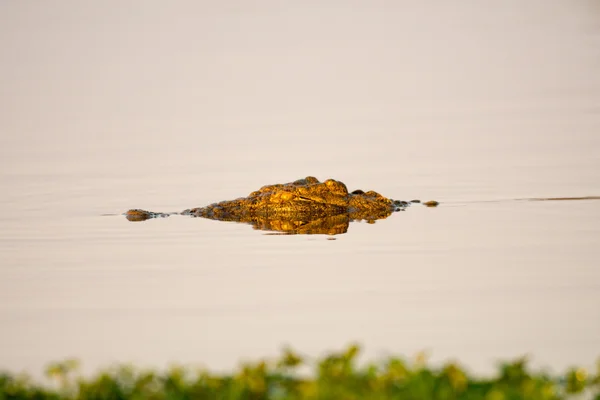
[1, 345, 598, 400]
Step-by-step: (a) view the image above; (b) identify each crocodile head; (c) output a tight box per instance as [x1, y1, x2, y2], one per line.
[127, 176, 402, 235]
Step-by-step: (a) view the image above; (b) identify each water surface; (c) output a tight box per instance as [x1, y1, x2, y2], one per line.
[1, 0, 599, 376]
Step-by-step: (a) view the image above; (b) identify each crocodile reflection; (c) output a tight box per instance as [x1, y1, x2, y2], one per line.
[125, 176, 426, 235]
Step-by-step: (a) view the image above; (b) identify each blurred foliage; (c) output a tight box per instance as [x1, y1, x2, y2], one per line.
[1, 344, 598, 400]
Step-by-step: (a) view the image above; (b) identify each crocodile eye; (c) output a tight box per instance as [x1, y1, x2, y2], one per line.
[324, 179, 348, 195]
[351, 189, 365, 195]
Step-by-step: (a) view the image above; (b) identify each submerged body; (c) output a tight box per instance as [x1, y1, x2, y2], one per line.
[125, 176, 423, 234]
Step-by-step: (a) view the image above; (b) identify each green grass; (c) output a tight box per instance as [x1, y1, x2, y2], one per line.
[1, 345, 598, 400]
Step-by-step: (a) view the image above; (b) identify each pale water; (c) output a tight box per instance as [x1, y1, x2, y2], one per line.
[1, 1, 599, 376]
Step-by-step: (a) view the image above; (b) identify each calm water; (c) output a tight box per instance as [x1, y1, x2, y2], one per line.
[1, 1, 599, 376]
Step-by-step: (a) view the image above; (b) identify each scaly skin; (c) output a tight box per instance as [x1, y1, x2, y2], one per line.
[124, 176, 417, 234]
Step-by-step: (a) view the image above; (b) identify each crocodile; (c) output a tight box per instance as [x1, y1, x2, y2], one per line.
[124, 176, 438, 235]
